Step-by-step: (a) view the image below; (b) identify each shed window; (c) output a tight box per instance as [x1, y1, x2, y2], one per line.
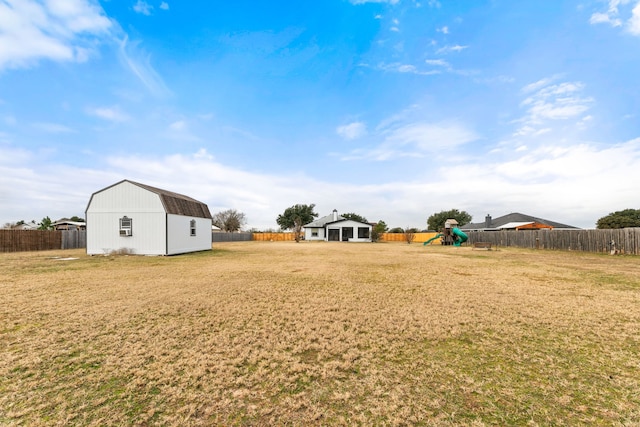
[311, 228, 318, 237]
[190, 219, 196, 236]
[358, 227, 370, 239]
[119, 216, 132, 236]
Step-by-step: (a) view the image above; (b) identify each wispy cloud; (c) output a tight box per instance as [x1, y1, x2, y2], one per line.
[349, 0, 400, 4]
[32, 122, 75, 133]
[0, 0, 111, 70]
[86, 106, 130, 123]
[337, 122, 367, 140]
[512, 78, 593, 138]
[160, 2, 169, 11]
[436, 44, 468, 54]
[133, 0, 153, 15]
[338, 114, 478, 161]
[375, 62, 441, 75]
[118, 35, 171, 97]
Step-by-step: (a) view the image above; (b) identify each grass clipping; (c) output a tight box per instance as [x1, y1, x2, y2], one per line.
[1, 242, 640, 426]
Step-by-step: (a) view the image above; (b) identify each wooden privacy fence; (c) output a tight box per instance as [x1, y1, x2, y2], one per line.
[0, 230, 87, 252]
[465, 228, 640, 255]
[381, 232, 440, 243]
[1, 230, 62, 252]
[252, 232, 296, 241]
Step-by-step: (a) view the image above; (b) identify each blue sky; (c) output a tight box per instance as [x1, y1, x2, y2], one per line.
[1, 0, 639, 230]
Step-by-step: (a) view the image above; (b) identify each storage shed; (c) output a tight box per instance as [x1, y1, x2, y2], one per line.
[85, 180, 213, 256]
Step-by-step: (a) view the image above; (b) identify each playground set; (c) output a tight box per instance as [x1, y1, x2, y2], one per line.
[423, 218, 468, 247]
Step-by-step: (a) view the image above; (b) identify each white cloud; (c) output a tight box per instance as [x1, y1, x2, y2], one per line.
[169, 120, 186, 131]
[160, 2, 169, 11]
[86, 106, 130, 122]
[3, 139, 638, 230]
[118, 35, 170, 97]
[32, 122, 75, 133]
[339, 118, 478, 161]
[425, 58, 450, 67]
[376, 62, 441, 75]
[590, 0, 640, 35]
[133, 0, 153, 15]
[514, 79, 593, 136]
[629, 2, 640, 34]
[349, 0, 400, 4]
[436, 44, 468, 54]
[438, 26, 449, 34]
[0, 0, 112, 70]
[337, 122, 367, 140]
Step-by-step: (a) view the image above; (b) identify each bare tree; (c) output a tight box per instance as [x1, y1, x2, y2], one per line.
[404, 227, 417, 244]
[212, 209, 247, 232]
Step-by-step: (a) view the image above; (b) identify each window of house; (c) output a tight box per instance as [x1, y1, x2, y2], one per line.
[311, 228, 318, 237]
[119, 216, 132, 236]
[190, 219, 196, 236]
[358, 227, 370, 239]
[342, 227, 353, 241]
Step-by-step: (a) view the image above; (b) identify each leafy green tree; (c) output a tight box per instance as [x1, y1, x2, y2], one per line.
[212, 209, 247, 232]
[427, 209, 472, 231]
[37, 216, 53, 230]
[596, 209, 640, 229]
[341, 212, 369, 223]
[388, 227, 404, 233]
[70, 216, 85, 222]
[276, 204, 319, 242]
[371, 220, 388, 242]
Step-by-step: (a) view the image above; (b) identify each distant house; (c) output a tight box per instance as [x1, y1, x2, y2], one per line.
[10, 221, 38, 230]
[52, 219, 86, 231]
[462, 213, 580, 231]
[303, 209, 372, 242]
[85, 180, 213, 256]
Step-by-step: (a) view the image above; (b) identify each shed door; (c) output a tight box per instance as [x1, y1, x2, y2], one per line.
[328, 229, 340, 241]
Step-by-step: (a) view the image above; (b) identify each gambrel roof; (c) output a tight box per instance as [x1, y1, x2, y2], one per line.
[89, 179, 212, 219]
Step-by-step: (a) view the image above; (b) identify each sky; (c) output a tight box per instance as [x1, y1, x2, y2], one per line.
[1, 0, 639, 230]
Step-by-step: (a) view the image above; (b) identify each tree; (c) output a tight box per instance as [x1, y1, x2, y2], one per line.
[371, 220, 388, 242]
[388, 227, 404, 233]
[342, 212, 368, 223]
[596, 209, 640, 229]
[212, 209, 247, 232]
[404, 226, 418, 244]
[70, 216, 85, 222]
[38, 216, 53, 230]
[276, 204, 319, 242]
[427, 209, 472, 231]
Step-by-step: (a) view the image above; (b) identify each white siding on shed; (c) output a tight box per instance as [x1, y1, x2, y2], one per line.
[86, 180, 213, 256]
[167, 214, 212, 255]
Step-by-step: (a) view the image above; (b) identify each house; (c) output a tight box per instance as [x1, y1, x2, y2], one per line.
[462, 213, 579, 231]
[52, 219, 86, 231]
[10, 221, 38, 230]
[303, 209, 372, 242]
[85, 180, 213, 256]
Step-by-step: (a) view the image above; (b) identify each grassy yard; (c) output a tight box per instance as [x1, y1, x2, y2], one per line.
[1, 242, 639, 426]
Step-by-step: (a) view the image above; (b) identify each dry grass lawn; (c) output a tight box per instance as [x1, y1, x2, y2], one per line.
[1, 242, 640, 426]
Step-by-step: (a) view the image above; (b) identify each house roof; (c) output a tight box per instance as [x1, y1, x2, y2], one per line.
[304, 212, 345, 228]
[462, 212, 579, 230]
[89, 179, 213, 219]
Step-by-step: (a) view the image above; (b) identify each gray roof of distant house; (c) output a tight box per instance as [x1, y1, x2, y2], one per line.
[462, 212, 579, 230]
